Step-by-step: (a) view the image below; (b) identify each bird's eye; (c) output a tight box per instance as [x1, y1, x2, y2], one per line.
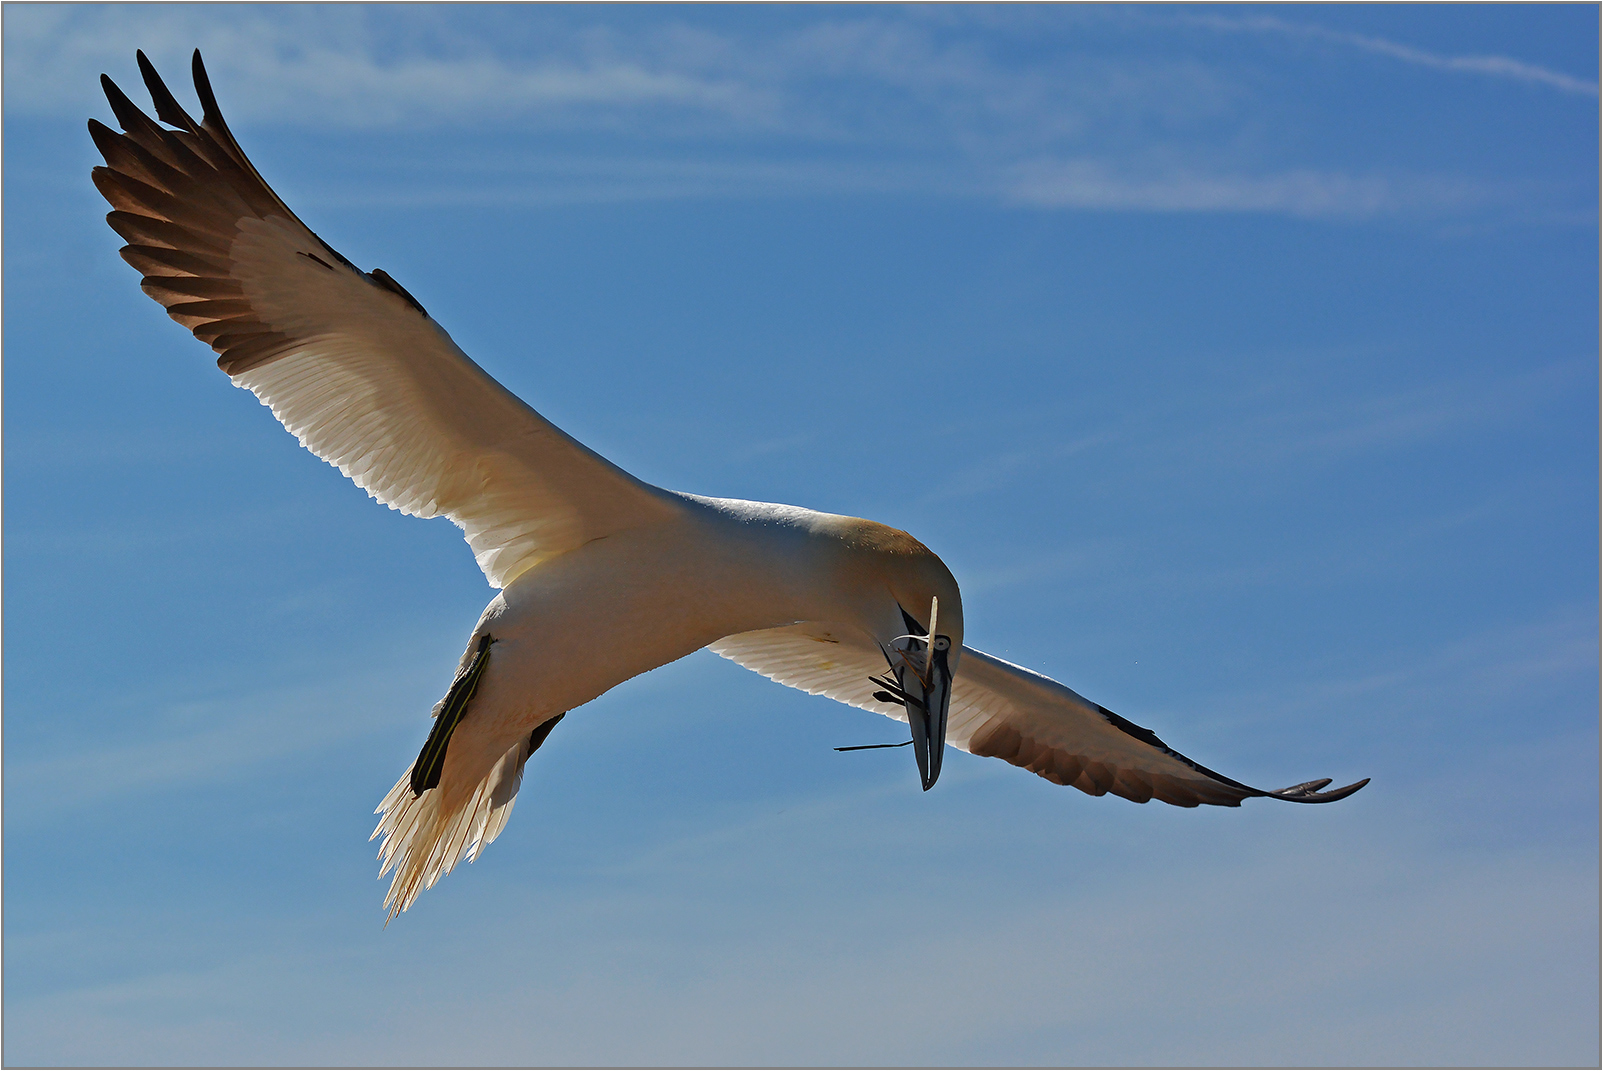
[932, 636, 951, 652]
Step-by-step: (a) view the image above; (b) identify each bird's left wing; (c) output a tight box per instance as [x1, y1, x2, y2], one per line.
[89, 51, 678, 589]
[710, 626, 1367, 807]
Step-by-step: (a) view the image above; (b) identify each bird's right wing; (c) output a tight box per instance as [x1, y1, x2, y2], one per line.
[950, 646, 1368, 806]
[711, 625, 1366, 807]
[89, 51, 678, 589]
[709, 621, 899, 719]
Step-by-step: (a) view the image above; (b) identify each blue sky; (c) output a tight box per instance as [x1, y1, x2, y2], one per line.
[3, 4, 1597, 1065]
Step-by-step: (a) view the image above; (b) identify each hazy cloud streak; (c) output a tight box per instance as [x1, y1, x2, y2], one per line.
[1188, 13, 1600, 96]
[1006, 159, 1487, 218]
[5, 5, 1533, 220]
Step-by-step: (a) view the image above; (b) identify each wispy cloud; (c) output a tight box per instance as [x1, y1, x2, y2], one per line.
[1094, 355, 1596, 483]
[6, 5, 1577, 219]
[1209, 606, 1599, 729]
[921, 432, 1114, 504]
[297, 151, 1452, 221]
[1263, 357, 1591, 457]
[1185, 14, 1599, 96]
[1007, 159, 1488, 218]
[301, 155, 978, 208]
[2, 669, 421, 826]
[3, 6, 766, 127]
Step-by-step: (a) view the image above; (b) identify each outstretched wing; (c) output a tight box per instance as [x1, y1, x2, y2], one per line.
[89, 50, 678, 589]
[710, 626, 1367, 807]
[949, 646, 1367, 806]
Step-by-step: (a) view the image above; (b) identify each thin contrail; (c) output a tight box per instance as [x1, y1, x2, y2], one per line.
[1186, 13, 1599, 97]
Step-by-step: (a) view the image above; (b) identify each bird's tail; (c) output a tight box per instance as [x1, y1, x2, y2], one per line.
[371, 734, 531, 923]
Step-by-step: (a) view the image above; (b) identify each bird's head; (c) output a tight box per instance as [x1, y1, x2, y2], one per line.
[827, 518, 964, 791]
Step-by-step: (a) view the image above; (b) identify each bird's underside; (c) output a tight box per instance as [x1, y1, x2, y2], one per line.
[90, 50, 1368, 921]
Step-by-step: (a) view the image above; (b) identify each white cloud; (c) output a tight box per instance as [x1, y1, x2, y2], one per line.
[299, 155, 979, 209]
[1186, 13, 1600, 96]
[1, 668, 423, 826]
[1087, 355, 1594, 485]
[1006, 158, 1487, 218]
[296, 151, 1454, 221]
[3, 6, 764, 127]
[6, 5, 1569, 218]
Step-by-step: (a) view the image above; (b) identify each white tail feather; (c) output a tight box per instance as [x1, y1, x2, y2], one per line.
[372, 734, 530, 922]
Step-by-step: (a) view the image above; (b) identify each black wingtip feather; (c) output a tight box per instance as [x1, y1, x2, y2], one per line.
[368, 268, 429, 319]
[1268, 776, 1370, 803]
[87, 117, 118, 154]
[191, 49, 222, 124]
[1094, 702, 1260, 795]
[138, 48, 198, 131]
[100, 73, 144, 131]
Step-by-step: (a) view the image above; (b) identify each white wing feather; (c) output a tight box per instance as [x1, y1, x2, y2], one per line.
[224, 216, 677, 587]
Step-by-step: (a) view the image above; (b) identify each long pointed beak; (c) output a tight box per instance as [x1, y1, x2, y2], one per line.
[904, 643, 952, 791]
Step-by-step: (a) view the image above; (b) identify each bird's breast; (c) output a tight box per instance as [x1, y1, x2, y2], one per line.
[478, 504, 850, 724]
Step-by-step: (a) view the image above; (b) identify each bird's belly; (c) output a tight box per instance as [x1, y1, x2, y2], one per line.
[462, 524, 799, 738]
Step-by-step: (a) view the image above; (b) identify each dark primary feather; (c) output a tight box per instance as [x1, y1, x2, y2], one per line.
[90, 49, 412, 376]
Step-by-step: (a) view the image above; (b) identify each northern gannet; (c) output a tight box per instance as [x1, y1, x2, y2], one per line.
[90, 52, 1368, 920]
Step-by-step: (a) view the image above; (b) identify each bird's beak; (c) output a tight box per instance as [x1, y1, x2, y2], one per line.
[891, 600, 953, 790]
[907, 638, 952, 791]
[885, 599, 954, 790]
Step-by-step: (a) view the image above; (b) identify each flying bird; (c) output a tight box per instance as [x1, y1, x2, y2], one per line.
[90, 51, 1368, 920]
